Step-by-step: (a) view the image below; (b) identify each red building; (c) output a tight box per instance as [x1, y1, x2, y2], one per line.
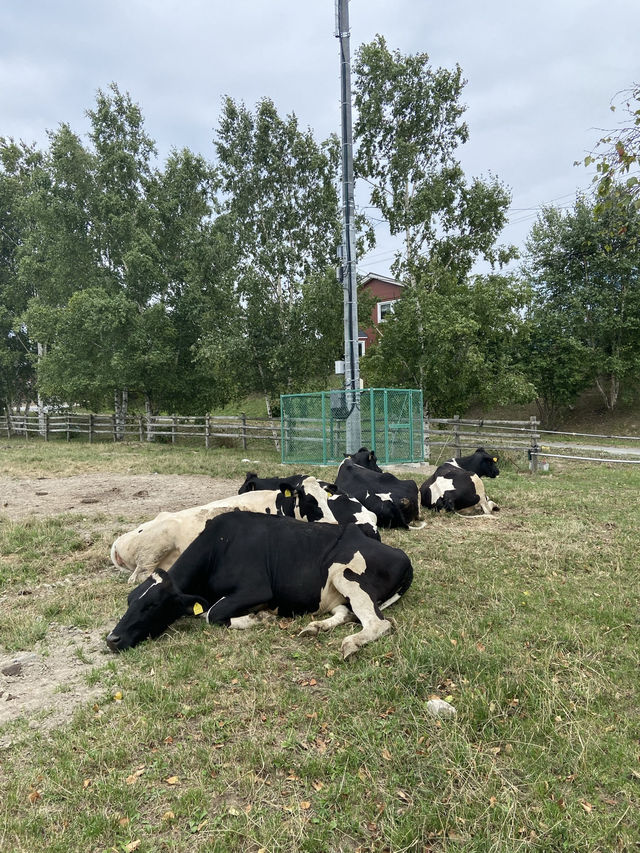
[359, 272, 405, 353]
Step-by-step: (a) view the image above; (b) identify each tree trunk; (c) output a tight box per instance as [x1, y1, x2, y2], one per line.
[37, 342, 47, 436]
[594, 374, 619, 411]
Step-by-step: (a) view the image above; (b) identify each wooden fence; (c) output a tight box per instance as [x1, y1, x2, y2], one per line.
[3, 410, 640, 470]
[426, 415, 640, 469]
[1, 411, 281, 451]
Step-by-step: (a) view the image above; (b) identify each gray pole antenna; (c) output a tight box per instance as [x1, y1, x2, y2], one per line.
[335, 0, 361, 452]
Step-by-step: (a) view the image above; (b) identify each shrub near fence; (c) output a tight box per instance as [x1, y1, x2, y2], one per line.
[1, 411, 281, 451]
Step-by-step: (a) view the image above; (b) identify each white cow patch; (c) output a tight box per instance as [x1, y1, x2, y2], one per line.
[428, 476, 456, 502]
[375, 492, 393, 503]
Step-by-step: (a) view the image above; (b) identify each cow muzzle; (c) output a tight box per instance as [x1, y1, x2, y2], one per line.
[106, 632, 123, 653]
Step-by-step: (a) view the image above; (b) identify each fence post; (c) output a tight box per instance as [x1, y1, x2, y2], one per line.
[453, 414, 461, 457]
[423, 409, 430, 464]
[241, 412, 247, 451]
[112, 414, 117, 442]
[138, 415, 143, 442]
[205, 413, 210, 449]
[529, 415, 539, 473]
[5, 411, 11, 438]
[172, 415, 177, 445]
[88, 414, 93, 443]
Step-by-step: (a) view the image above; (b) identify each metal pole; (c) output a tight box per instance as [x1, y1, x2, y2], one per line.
[335, 0, 361, 453]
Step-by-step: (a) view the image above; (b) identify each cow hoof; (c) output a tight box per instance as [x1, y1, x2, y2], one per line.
[299, 623, 319, 638]
[341, 636, 359, 659]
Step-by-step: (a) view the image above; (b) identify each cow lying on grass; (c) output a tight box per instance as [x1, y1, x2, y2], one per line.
[111, 477, 379, 584]
[420, 447, 500, 515]
[336, 447, 421, 529]
[239, 471, 379, 537]
[106, 511, 413, 658]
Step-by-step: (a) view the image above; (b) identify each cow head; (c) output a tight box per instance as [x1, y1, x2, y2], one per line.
[473, 447, 500, 478]
[238, 472, 259, 493]
[293, 476, 329, 523]
[347, 447, 382, 472]
[274, 482, 298, 516]
[106, 570, 209, 652]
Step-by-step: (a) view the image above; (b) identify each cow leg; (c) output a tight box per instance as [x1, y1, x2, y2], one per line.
[298, 604, 356, 637]
[229, 611, 276, 629]
[205, 586, 273, 626]
[328, 568, 393, 659]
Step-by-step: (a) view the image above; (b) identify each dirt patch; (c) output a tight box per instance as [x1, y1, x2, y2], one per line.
[0, 472, 243, 522]
[0, 623, 113, 749]
[0, 472, 243, 746]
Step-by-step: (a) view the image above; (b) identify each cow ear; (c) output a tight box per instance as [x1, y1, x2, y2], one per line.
[181, 593, 210, 617]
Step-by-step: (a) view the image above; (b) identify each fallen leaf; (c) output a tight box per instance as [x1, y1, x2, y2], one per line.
[300, 801, 311, 810]
[119, 817, 130, 827]
[125, 767, 145, 785]
[28, 789, 41, 804]
[124, 842, 141, 853]
[381, 748, 392, 761]
[312, 780, 324, 791]
[476, 642, 485, 652]
[165, 776, 180, 786]
[162, 811, 175, 821]
[580, 800, 593, 813]
[113, 691, 123, 702]
[83, 779, 91, 789]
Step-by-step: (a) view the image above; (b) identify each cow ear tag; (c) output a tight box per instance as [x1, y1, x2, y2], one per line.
[493, 457, 498, 462]
[284, 489, 292, 497]
[193, 602, 204, 616]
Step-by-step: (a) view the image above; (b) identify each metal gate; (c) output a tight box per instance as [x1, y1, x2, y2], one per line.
[281, 388, 424, 465]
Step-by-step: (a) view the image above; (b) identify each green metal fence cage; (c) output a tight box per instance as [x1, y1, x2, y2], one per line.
[280, 388, 424, 465]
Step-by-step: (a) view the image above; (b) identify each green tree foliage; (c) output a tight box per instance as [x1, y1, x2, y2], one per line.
[583, 83, 640, 213]
[523, 191, 640, 413]
[353, 37, 526, 412]
[0, 139, 45, 406]
[212, 97, 343, 410]
[353, 35, 516, 280]
[363, 271, 533, 415]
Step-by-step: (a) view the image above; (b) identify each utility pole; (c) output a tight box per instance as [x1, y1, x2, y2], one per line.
[335, 0, 361, 452]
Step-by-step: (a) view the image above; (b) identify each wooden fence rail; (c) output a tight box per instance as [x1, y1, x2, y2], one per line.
[1, 412, 281, 451]
[3, 411, 640, 470]
[426, 416, 640, 470]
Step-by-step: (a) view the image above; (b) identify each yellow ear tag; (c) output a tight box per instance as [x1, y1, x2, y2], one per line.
[193, 602, 204, 616]
[326, 491, 333, 497]
[284, 489, 292, 497]
[493, 457, 498, 463]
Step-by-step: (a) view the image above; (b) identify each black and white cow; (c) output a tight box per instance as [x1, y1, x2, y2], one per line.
[239, 471, 380, 539]
[239, 472, 306, 493]
[447, 447, 500, 479]
[111, 477, 379, 584]
[336, 448, 420, 529]
[419, 447, 500, 515]
[106, 511, 413, 658]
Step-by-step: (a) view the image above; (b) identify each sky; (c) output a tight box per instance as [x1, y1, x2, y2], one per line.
[2, 0, 639, 278]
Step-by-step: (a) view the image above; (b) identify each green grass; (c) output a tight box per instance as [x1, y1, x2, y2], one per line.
[0, 444, 638, 851]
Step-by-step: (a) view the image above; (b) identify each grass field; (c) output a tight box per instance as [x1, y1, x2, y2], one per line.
[0, 441, 638, 852]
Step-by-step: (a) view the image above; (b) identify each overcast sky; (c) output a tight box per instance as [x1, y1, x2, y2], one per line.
[2, 0, 638, 277]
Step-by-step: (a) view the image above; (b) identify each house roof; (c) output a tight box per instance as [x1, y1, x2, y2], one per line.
[359, 272, 405, 288]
